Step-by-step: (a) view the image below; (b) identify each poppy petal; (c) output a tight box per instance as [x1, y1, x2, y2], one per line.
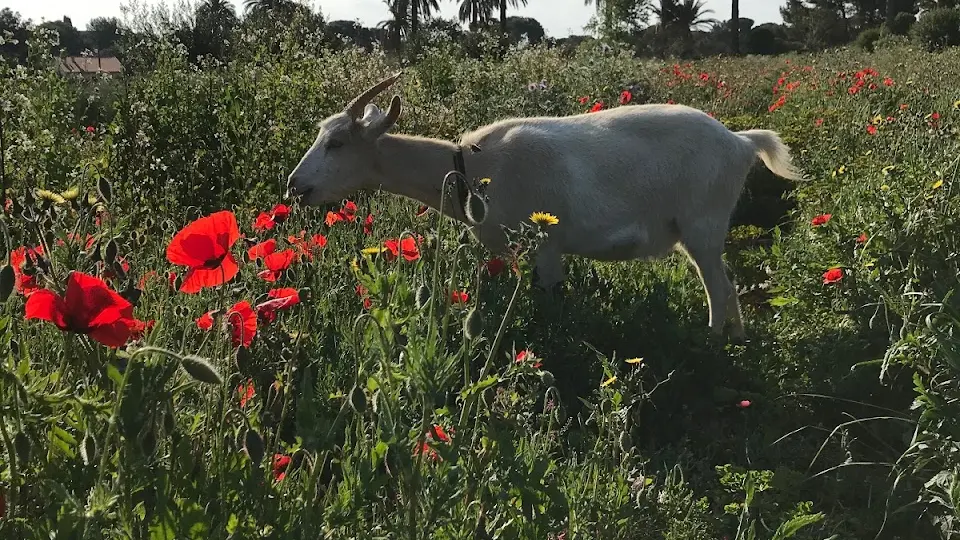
[88, 319, 135, 348]
[64, 271, 133, 328]
[166, 210, 239, 267]
[179, 254, 240, 293]
[24, 289, 69, 329]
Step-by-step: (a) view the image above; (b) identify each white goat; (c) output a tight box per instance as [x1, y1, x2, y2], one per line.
[286, 73, 803, 340]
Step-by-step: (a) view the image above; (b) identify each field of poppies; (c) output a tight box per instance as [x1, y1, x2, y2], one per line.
[2, 28, 960, 539]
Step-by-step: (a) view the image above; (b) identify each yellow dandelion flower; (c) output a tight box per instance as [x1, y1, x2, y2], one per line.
[625, 357, 644, 364]
[361, 246, 387, 256]
[35, 189, 66, 205]
[529, 211, 559, 226]
[832, 165, 846, 178]
[932, 179, 944, 190]
[480, 177, 492, 185]
[600, 376, 617, 387]
[59, 186, 80, 201]
[872, 114, 883, 125]
[349, 258, 361, 272]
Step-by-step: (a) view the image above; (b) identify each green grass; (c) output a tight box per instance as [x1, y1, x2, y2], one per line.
[2, 30, 960, 539]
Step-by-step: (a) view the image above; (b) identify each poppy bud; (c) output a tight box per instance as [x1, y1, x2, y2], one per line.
[80, 432, 97, 465]
[243, 428, 265, 465]
[539, 370, 555, 387]
[14, 431, 31, 463]
[464, 308, 483, 339]
[97, 177, 112, 203]
[104, 239, 118, 266]
[144, 217, 155, 230]
[618, 431, 633, 453]
[235, 346, 253, 375]
[349, 385, 367, 413]
[180, 355, 223, 385]
[464, 191, 487, 226]
[415, 284, 431, 310]
[0, 264, 14, 302]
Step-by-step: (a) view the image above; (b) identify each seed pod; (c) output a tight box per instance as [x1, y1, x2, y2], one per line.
[464, 191, 487, 226]
[103, 239, 118, 266]
[14, 432, 30, 463]
[618, 431, 633, 453]
[97, 177, 112, 203]
[243, 428, 265, 465]
[80, 432, 97, 465]
[415, 284, 431, 310]
[180, 356, 223, 385]
[0, 264, 14, 301]
[463, 308, 483, 339]
[539, 370, 555, 387]
[349, 385, 367, 413]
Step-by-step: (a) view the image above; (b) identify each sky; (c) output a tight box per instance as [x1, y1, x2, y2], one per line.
[5, 0, 786, 37]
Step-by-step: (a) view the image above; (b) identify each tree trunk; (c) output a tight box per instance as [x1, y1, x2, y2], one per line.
[731, 0, 740, 54]
[500, 0, 507, 35]
[411, 0, 419, 39]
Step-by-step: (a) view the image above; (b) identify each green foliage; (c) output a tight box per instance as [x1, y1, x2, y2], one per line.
[855, 27, 883, 52]
[913, 8, 960, 51]
[4, 25, 960, 540]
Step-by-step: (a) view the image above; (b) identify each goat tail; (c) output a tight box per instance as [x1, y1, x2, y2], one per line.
[737, 129, 805, 181]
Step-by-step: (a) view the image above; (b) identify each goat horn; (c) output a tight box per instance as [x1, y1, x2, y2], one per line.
[345, 72, 402, 119]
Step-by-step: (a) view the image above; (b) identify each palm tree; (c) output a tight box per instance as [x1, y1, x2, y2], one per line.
[458, 0, 495, 27]
[497, 0, 527, 35]
[242, 0, 295, 16]
[379, 0, 409, 51]
[407, 0, 440, 38]
[195, 0, 238, 58]
[653, 0, 717, 31]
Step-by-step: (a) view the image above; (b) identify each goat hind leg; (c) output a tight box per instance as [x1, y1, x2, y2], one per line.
[681, 242, 744, 339]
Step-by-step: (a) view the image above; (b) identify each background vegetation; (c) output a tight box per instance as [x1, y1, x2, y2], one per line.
[2, 1, 960, 539]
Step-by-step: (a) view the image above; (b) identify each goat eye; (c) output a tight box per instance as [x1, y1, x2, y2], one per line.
[326, 140, 344, 150]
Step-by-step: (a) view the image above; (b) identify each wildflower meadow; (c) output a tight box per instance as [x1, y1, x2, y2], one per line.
[3, 23, 960, 540]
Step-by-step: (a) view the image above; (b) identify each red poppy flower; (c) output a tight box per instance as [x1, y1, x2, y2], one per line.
[414, 424, 453, 461]
[273, 453, 291, 481]
[257, 249, 297, 282]
[883, 77, 894, 87]
[165, 210, 241, 294]
[11, 245, 45, 297]
[811, 213, 832, 227]
[271, 203, 291, 223]
[866, 124, 878, 135]
[363, 214, 374, 235]
[253, 212, 276, 231]
[815, 118, 824, 127]
[485, 257, 505, 276]
[287, 232, 327, 260]
[226, 301, 257, 348]
[138, 271, 157, 290]
[247, 239, 277, 260]
[238, 379, 255, 407]
[578, 96, 589, 104]
[856, 233, 868, 244]
[619, 90, 632, 105]
[515, 349, 542, 369]
[339, 201, 358, 222]
[85, 125, 95, 133]
[450, 290, 469, 305]
[737, 400, 752, 409]
[325, 211, 343, 227]
[822, 268, 844, 284]
[384, 237, 420, 262]
[589, 101, 604, 113]
[256, 288, 301, 322]
[128, 319, 155, 341]
[25, 271, 138, 348]
[196, 311, 215, 330]
[355, 284, 373, 310]
[900, 103, 909, 111]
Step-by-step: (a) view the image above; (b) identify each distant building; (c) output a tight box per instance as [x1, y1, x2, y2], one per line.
[56, 56, 123, 77]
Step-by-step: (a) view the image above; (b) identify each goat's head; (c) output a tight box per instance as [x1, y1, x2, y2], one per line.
[286, 72, 403, 205]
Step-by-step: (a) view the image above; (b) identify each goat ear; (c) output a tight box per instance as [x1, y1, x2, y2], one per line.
[360, 103, 381, 122]
[363, 95, 402, 140]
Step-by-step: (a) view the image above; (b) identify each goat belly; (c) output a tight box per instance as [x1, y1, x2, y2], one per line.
[567, 221, 679, 261]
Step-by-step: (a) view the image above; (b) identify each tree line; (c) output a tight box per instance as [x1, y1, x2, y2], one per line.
[1, 0, 960, 67]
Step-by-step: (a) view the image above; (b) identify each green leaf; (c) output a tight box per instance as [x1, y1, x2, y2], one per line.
[769, 296, 800, 307]
[772, 512, 825, 540]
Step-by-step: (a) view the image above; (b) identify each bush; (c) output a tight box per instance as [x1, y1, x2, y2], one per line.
[912, 8, 960, 51]
[890, 12, 916, 36]
[855, 27, 883, 52]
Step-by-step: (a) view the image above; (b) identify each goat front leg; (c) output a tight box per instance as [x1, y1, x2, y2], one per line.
[532, 243, 565, 296]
